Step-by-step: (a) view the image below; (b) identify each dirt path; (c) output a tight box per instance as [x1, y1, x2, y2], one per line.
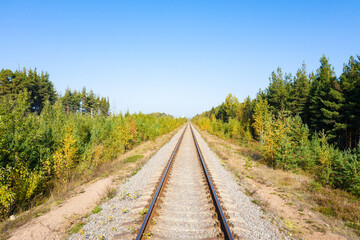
[8, 127, 182, 240]
[10, 177, 115, 240]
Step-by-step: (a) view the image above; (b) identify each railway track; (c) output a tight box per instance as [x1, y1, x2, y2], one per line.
[136, 124, 234, 240]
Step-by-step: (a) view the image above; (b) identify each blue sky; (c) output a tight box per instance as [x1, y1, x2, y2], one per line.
[1, 0, 359, 117]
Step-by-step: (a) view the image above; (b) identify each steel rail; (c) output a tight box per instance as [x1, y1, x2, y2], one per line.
[136, 124, 187, 240]
[190, 124, 234, 240]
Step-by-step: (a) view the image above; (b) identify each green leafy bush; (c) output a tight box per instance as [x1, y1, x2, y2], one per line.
[0, 91, 186, 218]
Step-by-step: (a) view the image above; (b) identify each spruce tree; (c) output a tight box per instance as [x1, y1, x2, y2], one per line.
[340, 55, 360, 148]
[289, 63, 311, 118]
[266, 68, 291, 114]
[308, 55, 344, 142]
[0, 69, 14, 95]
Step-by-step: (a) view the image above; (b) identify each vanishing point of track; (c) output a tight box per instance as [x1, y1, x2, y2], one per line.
[136, 124, 234, 240]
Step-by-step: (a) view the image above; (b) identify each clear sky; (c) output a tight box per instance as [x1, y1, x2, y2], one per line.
[1, 0, 359, 117]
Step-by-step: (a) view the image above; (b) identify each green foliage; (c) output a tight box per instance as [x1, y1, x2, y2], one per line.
[193, 94, 256, 142]
[0, 68, 56, 114]
[92, 206, 102, 214]
[266, 68, 292, 113]
[61, 87, 110, 115]
[215, 94, 240, 122]
[308, 55, 344, 142]
[289, 63, 311, 119]
[0, 71, 186, 219]
[193, 54, 360, 198]
[124, 155, 143, 164]
[252, 99, 270, 144]
[340, 56, 360, 148]
[345, 222, 360, 236]
[70, 221, 85, 234]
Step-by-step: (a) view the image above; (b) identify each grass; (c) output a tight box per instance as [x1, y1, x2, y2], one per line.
[310, 187, 360, 231]
[92, 206, 102, 214]
[132, 167, 142, 175]
[34, 207, 50, 217]
[139, 208, 148, 218]
[283, 219, 296, 232]
[124, 154, 144, 164]
[70, 221, 85, 234]
[245, 156, 253, 169]
[345, 222, 360, 236]
[104, 185, 117, 200]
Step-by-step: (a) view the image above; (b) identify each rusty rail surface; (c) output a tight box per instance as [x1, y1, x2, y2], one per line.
[135, 124, 187, 240]
[190, 124, 233, 240]
[136, 123, 233, 240]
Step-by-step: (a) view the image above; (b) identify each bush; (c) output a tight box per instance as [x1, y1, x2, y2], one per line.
[0, 93, 186, 218]
[193, 109, 360, 197]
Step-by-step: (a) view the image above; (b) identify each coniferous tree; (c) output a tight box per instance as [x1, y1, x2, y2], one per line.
[266, 68, 291, 114]
[308, 55, 344, 142]
[0, 68, 57, 114]
[340, 55, 360, 148]
[289, 63, 311, 118]
[0, 69, 14, 95]
[81, 87, 87, 113]
[60, 87, 110, 115]
[303, 72, 316, 125]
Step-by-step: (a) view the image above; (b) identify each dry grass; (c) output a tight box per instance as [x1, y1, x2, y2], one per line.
[104, 185, 117, 200]
[311, 188, 360, 223]
[195, 126, 360, 239]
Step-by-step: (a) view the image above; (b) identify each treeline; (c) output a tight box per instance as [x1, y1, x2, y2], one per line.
[264, 56, 360, 149]
[0, 68, 56, 114]
[0, 68, 110, 116]
[61, 87, 110, 115]
[193, 55, 360, 197]
[0, 68, 186, 218]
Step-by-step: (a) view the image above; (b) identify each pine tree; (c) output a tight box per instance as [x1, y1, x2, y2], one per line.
[99, 97, 110, 115]
[0, 69, 14, 95]
[1, 68, 56, 114]
[340, 55, 360, 148]
[80, 87, 87, 113]
[266, 68, 291, 114]
[289, 63, 311, 118]
[308, 55, 344, 142]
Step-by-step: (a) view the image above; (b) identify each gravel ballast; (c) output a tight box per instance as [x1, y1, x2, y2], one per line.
[69, 124, 288, 239]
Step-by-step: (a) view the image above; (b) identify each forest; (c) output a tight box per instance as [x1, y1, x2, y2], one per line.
[0, 68, 186, 218]
[193, 55, 360, 197]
